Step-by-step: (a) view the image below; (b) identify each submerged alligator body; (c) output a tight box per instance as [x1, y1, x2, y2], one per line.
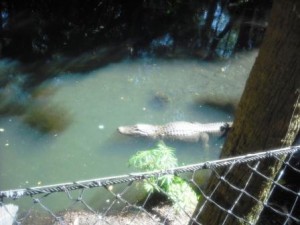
[118, 121, 232, 147]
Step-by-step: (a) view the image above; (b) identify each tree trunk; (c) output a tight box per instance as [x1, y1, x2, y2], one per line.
[190, 0, 300, 224]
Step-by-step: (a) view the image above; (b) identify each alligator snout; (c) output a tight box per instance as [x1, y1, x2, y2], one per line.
[117, 124, 160, 138]
[117, 126, 126, 133]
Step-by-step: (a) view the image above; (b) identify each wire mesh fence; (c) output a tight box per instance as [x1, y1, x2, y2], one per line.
[1, 145, 300, 225]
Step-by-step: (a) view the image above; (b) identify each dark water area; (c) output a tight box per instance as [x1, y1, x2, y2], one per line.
[0, 0, 270, 213]
[0, 0, 272, 101]
[1, 0, 271, 63]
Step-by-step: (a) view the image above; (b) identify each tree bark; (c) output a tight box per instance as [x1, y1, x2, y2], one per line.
[190, 0, 300, 224]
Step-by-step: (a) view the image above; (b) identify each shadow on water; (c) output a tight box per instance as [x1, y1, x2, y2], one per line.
[148, 92, 170, 111]
[190, 100, 235, 120]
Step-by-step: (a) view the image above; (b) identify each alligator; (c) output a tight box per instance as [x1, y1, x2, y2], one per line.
[117, 121, 232, 147]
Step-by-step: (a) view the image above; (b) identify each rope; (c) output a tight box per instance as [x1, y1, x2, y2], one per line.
[1, 145, 299, 200]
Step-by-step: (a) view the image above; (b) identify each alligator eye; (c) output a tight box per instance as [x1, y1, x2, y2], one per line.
[220, 123, 230, 132]
[220, 125, 225, 132]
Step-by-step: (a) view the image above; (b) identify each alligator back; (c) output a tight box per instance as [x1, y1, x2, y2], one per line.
[160, 122, 207, 142]
[195, 122, 233, 136]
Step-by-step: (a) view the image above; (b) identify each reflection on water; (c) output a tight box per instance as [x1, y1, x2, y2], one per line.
[0, 51, 257, 211]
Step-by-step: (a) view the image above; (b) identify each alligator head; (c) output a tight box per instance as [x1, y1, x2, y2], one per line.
[220, 122, 233, 137]
[118, 124, 160, 139]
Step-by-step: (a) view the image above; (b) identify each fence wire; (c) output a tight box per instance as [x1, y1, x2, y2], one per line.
[1, 145, 300, 225]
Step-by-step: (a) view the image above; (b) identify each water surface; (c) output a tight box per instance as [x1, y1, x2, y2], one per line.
[0, 51, 257, 193]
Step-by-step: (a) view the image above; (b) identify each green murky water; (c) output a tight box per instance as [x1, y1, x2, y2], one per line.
[0, 51, 257, 211]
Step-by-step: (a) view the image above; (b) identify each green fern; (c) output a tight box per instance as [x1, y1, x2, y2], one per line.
[129, 141, 199, 212]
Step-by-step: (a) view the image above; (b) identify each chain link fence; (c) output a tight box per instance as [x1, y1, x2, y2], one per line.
[1, 145, 300, 225]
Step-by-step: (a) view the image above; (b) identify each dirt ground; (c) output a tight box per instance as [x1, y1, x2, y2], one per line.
[53, 203, 195, 225]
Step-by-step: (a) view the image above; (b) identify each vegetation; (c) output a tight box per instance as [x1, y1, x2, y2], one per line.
[22, 102, 71, 134]
[0, 77, 71, 134]
[129, 141, 198, 212]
